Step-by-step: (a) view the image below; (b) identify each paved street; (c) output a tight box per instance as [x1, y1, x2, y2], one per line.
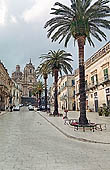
[0, 107, 110, 170]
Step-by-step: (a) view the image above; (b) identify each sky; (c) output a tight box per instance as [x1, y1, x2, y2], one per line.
[0, 0, 110, 85]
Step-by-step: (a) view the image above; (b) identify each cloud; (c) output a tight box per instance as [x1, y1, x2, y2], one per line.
[0, 0, 109, 80]
[22, 0, 53, 23]
[0, 0, 7, 26]
[10, 15, 17, 24]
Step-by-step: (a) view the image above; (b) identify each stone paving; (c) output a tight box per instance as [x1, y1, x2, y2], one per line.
[38, 109, 110, 144]
[0, 107, 110, 170]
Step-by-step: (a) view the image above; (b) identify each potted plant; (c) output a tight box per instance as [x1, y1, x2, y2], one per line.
[103, 106, 110, 117]
[98, 107, 103, 116]
[101, 104, 110, 117]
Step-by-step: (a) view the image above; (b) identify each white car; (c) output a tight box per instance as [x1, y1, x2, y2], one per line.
[13, 105, 20, 111]
[19, 104, 23, 107]
[28, 105, 34, 111]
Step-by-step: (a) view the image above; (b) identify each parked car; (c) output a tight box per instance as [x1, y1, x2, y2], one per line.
[13, 105, 20, 111]
[37, 105, 45, 111]
[37, 105, 50, 111]
[28, 105, 34, 111]
[19, 104, 23, 107]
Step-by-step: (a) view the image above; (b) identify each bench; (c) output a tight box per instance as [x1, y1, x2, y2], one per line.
[70, 122, 106, 132]
[64, 119, 79, 125]
[70, 122, 96, 132]
[95, 123, 106, 131]
[64, 119, 106, 132]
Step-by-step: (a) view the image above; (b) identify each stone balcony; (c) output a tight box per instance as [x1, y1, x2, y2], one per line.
[86, 75, 110, 91]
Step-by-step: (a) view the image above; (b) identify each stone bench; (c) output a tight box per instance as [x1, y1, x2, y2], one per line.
[95, 123, 106, 131]
[69, 122, 96, 132]
[64, 119, 79, 125]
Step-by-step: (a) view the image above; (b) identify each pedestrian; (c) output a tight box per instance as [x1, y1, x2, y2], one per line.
[63, 107, 68, 119]
[64, 108, 68, 118]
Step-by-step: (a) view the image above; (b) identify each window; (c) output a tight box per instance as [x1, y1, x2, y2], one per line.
[91, 76, 94, 85]
[30, 79, 32, 83]
[13, 90, 15, 97]
[91, 74, 98, 85]
[30, 69, 32, 73]
[72, 80, 75, 86]
[94, 92, 97, 97]
[17, 93, 18, 99]
[96, 74, 98, 84]
[65, 81, 67, 87]
[103, 68, 108, 81]
[106, 88, 110, 94]
[73, 90, 75, 97]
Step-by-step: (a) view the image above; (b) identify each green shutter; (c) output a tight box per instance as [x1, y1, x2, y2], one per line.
[104, 68, 108, 75]
[96, 74, 98, 83]
[91, 76, 94, 84]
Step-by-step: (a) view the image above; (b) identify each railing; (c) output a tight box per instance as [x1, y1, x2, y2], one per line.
[99, 75, 110, 85]
[59, 84, 75, 93]
[86, 82, 98, 90]
[85, 75, 110, 90]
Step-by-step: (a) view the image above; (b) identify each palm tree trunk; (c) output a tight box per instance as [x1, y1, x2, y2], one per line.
[77, 36, 88, 125]
[44, 77, 47, 111]
[39, 91, 41, 108]
[53, 68, 58, 116]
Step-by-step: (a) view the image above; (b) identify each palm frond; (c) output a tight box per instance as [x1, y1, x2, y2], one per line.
[44, 0, 110, 47]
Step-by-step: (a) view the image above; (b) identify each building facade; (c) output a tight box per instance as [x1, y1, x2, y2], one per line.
[11, 80, 22, 106]
[12, 65, 23, 82]
[75, 42, 110, 112]
[50, 75, 75, 111]
[0, 61, 12, 111]
[50, 42, 110, 113]
[12, 59, 36, 98]
[22, 59, 36, 97]
[58, 75, 75, 111]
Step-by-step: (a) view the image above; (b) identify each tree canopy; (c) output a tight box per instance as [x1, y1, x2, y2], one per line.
[44, 0, 110, 47]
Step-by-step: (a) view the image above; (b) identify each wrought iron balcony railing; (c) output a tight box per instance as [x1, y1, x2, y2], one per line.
[99, 75, 110, 85]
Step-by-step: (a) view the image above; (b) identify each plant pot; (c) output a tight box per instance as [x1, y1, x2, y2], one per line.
[105, 114, 109, 117]
[99, 113, 102, 116]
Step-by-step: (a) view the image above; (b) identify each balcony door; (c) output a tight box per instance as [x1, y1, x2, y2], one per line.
[94, 92, 98, 112]
[106, 95, 110, 107]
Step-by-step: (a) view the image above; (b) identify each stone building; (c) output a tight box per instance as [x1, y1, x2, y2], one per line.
[12, 65, 22, 82]
[0, 61, 12, 111]
[50, 42, 110, 113]
[50, 75, 75, 111]
[75, 42, 110, 112]
[11, 80, 22, 106]
[22, 59, 36, 97]
[12, 59, 36, 101]
[57, 75, 75, 111]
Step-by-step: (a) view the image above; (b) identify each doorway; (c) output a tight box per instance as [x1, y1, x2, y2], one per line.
[94, 99, 98, 112]
[106, 95, 110, 107]
[94, 92, 98, 112]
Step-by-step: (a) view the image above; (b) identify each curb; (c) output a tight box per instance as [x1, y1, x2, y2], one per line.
[0, 111, 8, 116]
[37, 111, 110, 145]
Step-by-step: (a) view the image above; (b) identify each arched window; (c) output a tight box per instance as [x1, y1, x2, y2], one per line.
[30, 69, 32, 73]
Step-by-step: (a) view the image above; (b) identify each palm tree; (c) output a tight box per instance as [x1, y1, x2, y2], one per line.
[40, 49, 73, 116]
[44, 0, 110, 124]
[32, 81, 44, 108]
[36, 62, 50, 111]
